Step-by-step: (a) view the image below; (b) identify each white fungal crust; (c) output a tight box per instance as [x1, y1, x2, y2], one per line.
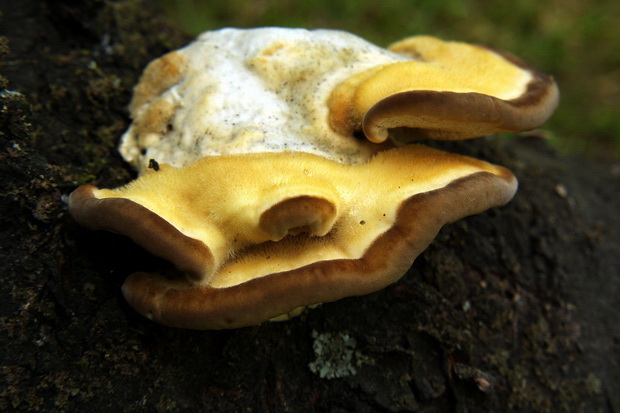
[119, 27, 408, 171]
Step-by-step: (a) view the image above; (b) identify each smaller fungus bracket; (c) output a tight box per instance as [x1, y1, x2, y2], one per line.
[328, 35, 559, 144]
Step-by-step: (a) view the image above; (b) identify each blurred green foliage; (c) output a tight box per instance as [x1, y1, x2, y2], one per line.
[158, 0, 620, 159]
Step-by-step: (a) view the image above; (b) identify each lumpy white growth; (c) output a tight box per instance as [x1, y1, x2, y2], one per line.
[120, 27, 407, 171]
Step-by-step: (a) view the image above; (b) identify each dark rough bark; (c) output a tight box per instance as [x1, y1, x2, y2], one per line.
[1, 1, 618, 412]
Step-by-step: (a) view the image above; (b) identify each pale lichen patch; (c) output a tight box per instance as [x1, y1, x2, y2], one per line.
[308, 330, 372, 379]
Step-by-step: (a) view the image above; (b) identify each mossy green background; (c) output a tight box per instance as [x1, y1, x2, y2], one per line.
[158, 0, 620, 159]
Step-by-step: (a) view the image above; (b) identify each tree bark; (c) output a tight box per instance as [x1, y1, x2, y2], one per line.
[1, 1, 618, 411]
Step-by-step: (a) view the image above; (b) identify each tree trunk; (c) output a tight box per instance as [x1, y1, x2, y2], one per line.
[1, 1, 618, 411]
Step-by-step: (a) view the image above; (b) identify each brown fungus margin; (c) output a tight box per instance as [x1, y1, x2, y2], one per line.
[70, 169, 516, 329]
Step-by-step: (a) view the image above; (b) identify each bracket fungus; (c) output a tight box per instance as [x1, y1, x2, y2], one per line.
[69, 28, 558, 329]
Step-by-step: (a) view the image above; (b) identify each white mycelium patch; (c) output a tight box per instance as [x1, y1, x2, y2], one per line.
[119, 27, 409, 170]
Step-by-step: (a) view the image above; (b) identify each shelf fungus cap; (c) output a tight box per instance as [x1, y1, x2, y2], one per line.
[68, 28, 556, 329]
[69, 146, 517, 329]
[328, 35, 559, 144]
